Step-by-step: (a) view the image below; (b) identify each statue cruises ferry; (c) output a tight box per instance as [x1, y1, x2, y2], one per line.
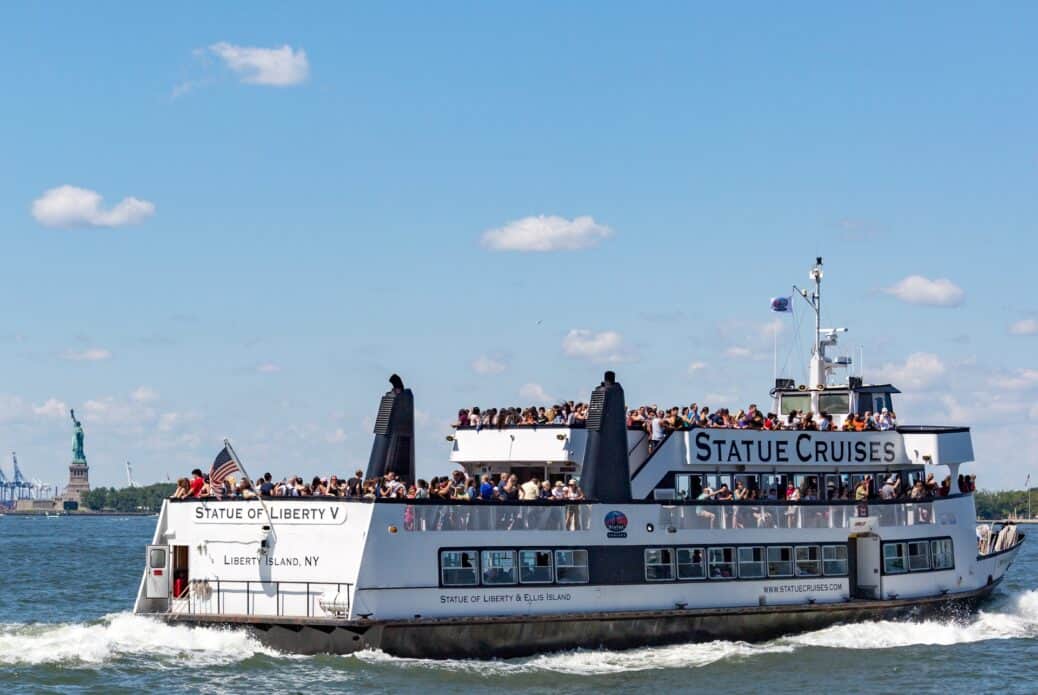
[134, 260, 1024, 658]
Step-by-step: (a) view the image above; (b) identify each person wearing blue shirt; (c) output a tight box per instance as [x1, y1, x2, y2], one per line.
[479, 474, 495, 501]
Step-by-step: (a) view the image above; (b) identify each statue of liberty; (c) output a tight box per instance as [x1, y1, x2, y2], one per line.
[70, 409, 86, 463]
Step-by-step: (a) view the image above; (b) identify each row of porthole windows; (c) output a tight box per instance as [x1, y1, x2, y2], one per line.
[440, 549, 589, 587]
[645, 545, 849, 582]
[882, 538, 954, 574]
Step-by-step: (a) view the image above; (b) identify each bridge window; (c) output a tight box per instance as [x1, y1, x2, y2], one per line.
[818, 392, 850, 414]
[441, 550, 479, 586]
[677, 548, 705, 580]
[931, 539, 954, 570]
[822, 545, 848, 576]
[795, 546, 821, 577]
[708, 547, 736, 579]
[555, 550, 589, 584]
[767, 546, 793, 577]
[645, 548, 675, 581]
[518, 550, 554, 584]
[780, 393, 810, 416]
[907, 541, 931, 572]
[883, 542, 908, 574]
[738, 547, 766, 579]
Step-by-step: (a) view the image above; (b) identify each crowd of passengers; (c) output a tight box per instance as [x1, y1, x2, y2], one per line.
[684, 471, 977, 505]
[171, 468, 585, 502]
[172, 466, 974, 505]
[455, 403, 898, 451]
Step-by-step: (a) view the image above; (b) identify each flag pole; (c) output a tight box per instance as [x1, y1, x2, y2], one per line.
[224, 438, 276, 535]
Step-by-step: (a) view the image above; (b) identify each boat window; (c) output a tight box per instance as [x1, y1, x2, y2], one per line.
[677, 548, 705, 580]
[675, 473, 705, 501]
[767, 546, 793, 577]
[441, 550, 479, 586]
[780, 394, 810, 416]
[149, 548, 166, 569]
[708, 547, 736, 579]
[907, 541, 930, 572]
[738, 547, 766, 579]
[481, 550, 517, 585]
[825, 474, 850, 500]
[555, 549, 590, 584]
[822, 545, 848, 576]
[794, 546, 821, 577]
[818, 392, 850, 414]
[645, 548, 675, 581]
[518, 549, 554, 584]
[883, 542, 908, 574]
[794, 475, 821, 500]
[931, 539, 954, 570]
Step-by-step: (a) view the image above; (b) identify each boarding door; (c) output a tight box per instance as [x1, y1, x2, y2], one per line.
[850, 535, 881, 600]
[145, 545, 171, 599]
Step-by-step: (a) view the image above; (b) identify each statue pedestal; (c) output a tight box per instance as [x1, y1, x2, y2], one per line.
[65, 459, 90, 503]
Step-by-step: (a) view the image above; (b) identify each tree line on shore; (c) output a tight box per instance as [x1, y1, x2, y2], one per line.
[80, 483, 175, 512]
[974, 489, 1037, 520]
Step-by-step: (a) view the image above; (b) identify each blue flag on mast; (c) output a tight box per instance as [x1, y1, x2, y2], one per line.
[770, 296, 792, 313]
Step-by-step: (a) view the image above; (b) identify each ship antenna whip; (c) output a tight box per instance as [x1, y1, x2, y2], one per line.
[224, 438, 277, 541]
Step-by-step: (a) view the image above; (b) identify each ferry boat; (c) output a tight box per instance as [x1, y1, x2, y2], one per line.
[134, 259, 1024, 658]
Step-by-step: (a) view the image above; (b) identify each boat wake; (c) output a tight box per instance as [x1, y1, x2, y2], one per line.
[355, 589, 1038, 674]
[0, 612, 277, 667]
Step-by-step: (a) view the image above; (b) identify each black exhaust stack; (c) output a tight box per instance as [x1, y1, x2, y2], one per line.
[365, 374, 415, 484]
[580, 371, 632, 503]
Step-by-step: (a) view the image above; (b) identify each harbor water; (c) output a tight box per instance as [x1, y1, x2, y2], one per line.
[1, 515, 1036, 694]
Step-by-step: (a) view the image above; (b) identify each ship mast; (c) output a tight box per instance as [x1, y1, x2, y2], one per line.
[794, 257, 825, 387]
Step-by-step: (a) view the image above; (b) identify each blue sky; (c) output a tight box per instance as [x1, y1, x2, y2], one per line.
[1, 3, 1036, 491]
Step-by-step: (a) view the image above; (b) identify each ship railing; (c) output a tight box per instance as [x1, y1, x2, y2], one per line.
[658, 500, 955, 531]
[169, 579, 353, 620]
[400, 503, 594, 531]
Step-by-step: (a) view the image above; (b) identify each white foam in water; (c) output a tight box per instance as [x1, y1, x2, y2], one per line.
[0, 612, 278, 667]
[355, 590, 1038, 674]
[787, 589, 1038, 650]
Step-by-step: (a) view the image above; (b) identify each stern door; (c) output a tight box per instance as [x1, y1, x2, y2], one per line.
[853, 535, 881, 600]
[145, 545, 171, 599]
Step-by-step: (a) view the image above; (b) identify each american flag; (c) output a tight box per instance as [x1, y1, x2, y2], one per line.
[209, 445, 240, 496]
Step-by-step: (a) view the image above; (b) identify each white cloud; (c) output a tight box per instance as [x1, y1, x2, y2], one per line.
[325, 427, 347, 444]
[688, 361, 707, 374]
[32, 185, 155, 228]
[1009, 318, 1038, 336]
[481, 215, 613, 252]
[157, 412, 181, 432]
[562, 329, 634, 363]
[209, 42, 309, 86]
[471, 355, 507, 375]
[63, 348, 112, 362]
[873, 352, 946, 391]
[988, 369, 1038, 391]
[32, 398, 67, 417]
[256, 363, 281, 374]
[131, 386, 159, 403]
[725, 346, 754, 358]
[519, 383, 554, 404]
[882, 275, 964, 307]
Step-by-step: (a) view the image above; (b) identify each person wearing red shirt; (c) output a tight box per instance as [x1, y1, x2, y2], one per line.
[188, 469, 205, 497]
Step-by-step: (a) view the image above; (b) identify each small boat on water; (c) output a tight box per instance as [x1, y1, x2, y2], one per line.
[133, 259, 1024, 658]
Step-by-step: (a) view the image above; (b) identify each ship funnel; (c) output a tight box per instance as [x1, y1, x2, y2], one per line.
[580, 371, 632, 503]
[364, 374, 416, 484]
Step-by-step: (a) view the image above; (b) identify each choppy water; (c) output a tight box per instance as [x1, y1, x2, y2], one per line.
[1, 515, 1036, 694]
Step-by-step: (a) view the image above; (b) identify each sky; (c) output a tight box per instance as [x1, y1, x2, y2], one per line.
[1, 3, 1037, 491]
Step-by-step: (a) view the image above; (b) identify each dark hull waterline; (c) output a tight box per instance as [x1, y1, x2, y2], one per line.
[162, 582, 998, 660]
